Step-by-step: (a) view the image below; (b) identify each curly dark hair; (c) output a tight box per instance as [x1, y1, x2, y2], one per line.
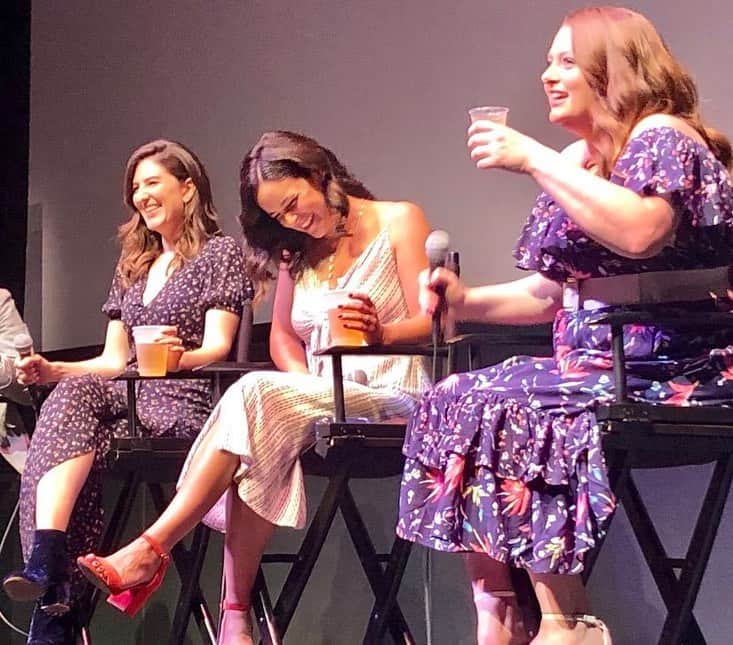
[239, 131, 374, 298]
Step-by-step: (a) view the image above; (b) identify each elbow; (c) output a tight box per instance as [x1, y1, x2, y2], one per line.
[615, 230, 670, 259]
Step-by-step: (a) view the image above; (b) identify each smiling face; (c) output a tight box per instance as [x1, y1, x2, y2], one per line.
[131, 158, 194, 242]
[255, 176, 336, 239]
[541, 24, 597, 136]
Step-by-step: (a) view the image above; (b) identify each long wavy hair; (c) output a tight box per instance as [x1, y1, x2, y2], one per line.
[565, 6, 731, 176]
[117, 139, 221, 287]
[239, 130, 374, 298]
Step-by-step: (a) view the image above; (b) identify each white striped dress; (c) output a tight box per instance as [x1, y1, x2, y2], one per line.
[181, 228, 431, 530]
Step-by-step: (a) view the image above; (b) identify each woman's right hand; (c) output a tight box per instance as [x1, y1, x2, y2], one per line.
[15, 354, 55, 385]
[418, 267, 467, 318]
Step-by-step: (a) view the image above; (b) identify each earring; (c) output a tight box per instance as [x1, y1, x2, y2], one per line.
[335, 213, 348, 236]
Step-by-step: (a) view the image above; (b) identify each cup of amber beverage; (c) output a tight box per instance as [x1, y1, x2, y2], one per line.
[132, 325, 175, 376]
[322, 290, 368, 347]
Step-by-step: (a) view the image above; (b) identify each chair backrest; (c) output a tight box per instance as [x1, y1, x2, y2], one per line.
[229, 277, 255, 363]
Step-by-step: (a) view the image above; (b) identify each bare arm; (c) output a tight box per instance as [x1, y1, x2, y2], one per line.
[526, 145, 675, 258]
[380, 203, 433, 345]
[18, 320, 131, 384]
[177, 308, 240, 370]
[460, 272, 562, 324]
[269, 265, 309, 373]
[467, 115, 683, 258]
[424, 268, 561, 326]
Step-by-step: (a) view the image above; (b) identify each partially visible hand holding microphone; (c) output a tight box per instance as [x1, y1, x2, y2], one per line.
[14, 332, 34, 359]
[13, 332, 45, 412]
[425, 230, 451, 346]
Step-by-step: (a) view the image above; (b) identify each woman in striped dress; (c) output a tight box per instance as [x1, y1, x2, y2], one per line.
[77, 130, 434, 643]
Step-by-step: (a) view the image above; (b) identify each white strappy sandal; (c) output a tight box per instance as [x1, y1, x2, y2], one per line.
[542, 614, 612, 645]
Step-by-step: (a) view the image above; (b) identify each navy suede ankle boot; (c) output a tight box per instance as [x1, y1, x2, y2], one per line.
[26, 603, 76, 645]
[2, 530, 70, 613]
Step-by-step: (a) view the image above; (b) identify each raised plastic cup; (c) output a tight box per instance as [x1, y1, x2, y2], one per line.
[132, 325, 174, 376]
[468, 105, 509, 124]
[321, 289, 368, 347]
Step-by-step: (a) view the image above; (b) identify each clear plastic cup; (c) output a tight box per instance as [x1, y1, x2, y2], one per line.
[321, 289, 368, 347]
[468, 105, 509, 124]
[132, 325, 175, 376]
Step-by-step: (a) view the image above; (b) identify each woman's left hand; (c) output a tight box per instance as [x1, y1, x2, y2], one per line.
[338, 292, 383, 345]
[467, 120, 543, 174]
[154, 328, 185, 371]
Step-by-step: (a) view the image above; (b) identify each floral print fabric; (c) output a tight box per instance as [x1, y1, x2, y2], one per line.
[19, 235, 246, 599]
[397, 127, 733, 573]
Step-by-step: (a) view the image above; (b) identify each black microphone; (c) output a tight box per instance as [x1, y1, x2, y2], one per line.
[13, 332, 44, 413]
[425, 230, 451, 347]
[444, 251, 461, 339]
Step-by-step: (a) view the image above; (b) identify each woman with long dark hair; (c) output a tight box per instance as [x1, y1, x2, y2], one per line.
[77, 131, 434, 643]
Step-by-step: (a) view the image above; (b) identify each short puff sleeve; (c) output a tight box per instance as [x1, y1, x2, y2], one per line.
[200, 236, 247, 317]
[101, 269, 124, 320]
[611, 127, 733, 228]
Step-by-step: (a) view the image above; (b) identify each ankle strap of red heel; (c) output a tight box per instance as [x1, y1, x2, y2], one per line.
[141, 534, 170, 563]
[221, 601, 249, 612]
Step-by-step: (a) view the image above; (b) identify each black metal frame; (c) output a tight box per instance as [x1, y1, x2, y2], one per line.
[76, 361, 273, 645]
[582, 309, 733, 645]
[249, 343, 452, 645]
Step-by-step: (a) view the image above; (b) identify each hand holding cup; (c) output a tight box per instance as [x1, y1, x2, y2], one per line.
[132, 325, 183, 376]
[467, 111, 543, 174]
[337, 292, 383, 345]
[323, 290, 380, 346]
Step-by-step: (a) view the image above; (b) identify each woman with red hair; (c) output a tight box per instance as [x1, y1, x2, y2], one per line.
[399, 7, 732, 644]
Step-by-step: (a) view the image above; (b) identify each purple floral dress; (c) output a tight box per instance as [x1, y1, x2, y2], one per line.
[19, 235, 246, 600]
[397, 127, 733, 574]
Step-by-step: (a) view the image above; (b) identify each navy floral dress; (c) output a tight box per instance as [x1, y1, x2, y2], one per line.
[19, 235, 246, 599]
[397, 127, 733, 574]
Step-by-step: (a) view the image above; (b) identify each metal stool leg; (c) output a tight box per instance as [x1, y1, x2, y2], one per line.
[338, 486, 414, 644]
[659, 455, 733, 645]
[272, 456, 351, 635]
[620, 475, 706, 644]
[362, 538, 415, 645]
[252, 566, 281, 645]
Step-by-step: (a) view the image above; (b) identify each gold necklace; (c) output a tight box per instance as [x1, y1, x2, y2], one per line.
[326, 201, 366, 285]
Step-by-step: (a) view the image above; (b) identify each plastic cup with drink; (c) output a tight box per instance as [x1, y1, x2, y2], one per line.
[132, 325, 180, 376]
[468, 105, 509, 125]
[322, 289, 368, 347]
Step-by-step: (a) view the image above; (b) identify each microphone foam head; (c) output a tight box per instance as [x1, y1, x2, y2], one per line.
[13, 332, 33, 355]
[425, 229, 451, 269]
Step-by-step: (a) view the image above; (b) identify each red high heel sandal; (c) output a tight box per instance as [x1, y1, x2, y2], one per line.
[76, 533, 170, 617]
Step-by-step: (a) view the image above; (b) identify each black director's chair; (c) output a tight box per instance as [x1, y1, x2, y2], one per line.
[78, 284, 276, 645]
[583, 309, 733, 645]
[249, 343, 454, 645]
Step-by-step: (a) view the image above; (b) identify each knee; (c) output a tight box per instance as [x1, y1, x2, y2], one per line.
[42, 375, 99, 410]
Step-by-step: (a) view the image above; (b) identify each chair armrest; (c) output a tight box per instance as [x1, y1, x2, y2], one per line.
[314, 343, 444, 423]
[115, 360, 275, 381]
[589, 308, 733, 403]
[593, 309, 733, 329]
[314, 343, 444, 358]
[115, 360, 276, 436]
